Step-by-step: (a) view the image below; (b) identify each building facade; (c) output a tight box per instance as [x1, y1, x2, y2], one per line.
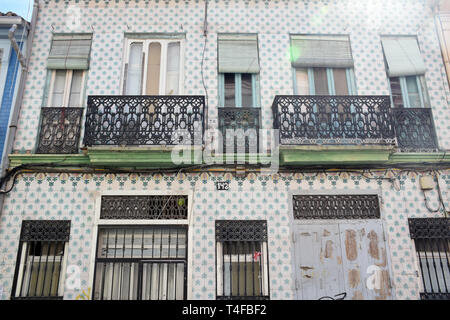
[0, 0, 449, 300]
[0, 12, 29, 171]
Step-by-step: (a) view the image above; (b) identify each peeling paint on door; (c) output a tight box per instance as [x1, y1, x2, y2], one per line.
[368, 230, 380, 259]
[345, 230, 358, 261]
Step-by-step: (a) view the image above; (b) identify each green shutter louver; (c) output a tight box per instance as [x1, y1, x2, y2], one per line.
[290, 35, 354, 68]
[218, 34, 260, 74]
[381, 36, 426, 77]
[47, 34, 93, 70]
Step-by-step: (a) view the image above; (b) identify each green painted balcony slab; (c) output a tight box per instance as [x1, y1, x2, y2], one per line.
[279, 145, 394, 166]
[9, 153, 90, 168]
[86, 146, 203, 167]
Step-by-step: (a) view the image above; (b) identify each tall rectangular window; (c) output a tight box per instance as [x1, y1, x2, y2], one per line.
[381, 36, 430, 108]
[409, 218, 450, 300]
[11, 220, 71, 300]
[123, 38, 183, 95]
[218, 34, 260, 108]
[215, 220, 269, 300]
[46, 70, 85, 108]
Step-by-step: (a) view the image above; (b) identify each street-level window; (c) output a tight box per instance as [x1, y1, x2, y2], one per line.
[11, 220, 71, 300]
[93, 226, 187, 300]
[122, 38, 183, 95]
[409, 218, 450, 300]
[215, 220, 269, 300]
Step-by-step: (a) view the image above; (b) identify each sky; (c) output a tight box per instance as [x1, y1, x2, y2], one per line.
[0, 0, 33, 21]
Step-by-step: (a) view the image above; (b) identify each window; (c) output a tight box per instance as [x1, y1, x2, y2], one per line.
[219, 73, 259, 108]
[11, 220, 71, 300]
[294, 67, 356, 95]
[381, 36, 429, 108]
[217, 34, 260, 108]
[122, 38, 183, 95]
[93, 226, 187, 300]
[388, 75, 429, 108]
[409, 218, 450, 300]
[93, 195, 189, 300]
[215, 220, 269, 300]
[290, 35, 356, 95]
[45, 69, 85, 108]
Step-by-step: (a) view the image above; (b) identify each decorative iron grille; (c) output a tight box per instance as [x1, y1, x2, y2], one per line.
[11, 220, 71, 300]
[20, 220, 71, 242]
[393, 108, 439, 152]
[83, 95, 204, 146]
[215, 220, 269, 300]
[408, 218, 450, 300]
[100, 196, 188, 220]
[93, 226, 187, 300]
[272, 95, 396, 145]
[215, 220, 267, 242]
[36, 107, 83, 154]
[292, 194, 381, 219]
[218, 107, 260, 153]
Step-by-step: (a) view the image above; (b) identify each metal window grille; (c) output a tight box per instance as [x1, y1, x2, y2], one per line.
[215, 220, 270, 300]
[292, 194, 381, 219]
[409, 218, 450, 300]
[11, 220, 71, 300]
[93, 226, 187, 300]
[100, 196, 188, 220]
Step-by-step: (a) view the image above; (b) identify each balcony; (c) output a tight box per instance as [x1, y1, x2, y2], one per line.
[218, 107, 261, 154]
[392, 108, 439, 152]
[272, 95, 396, 146]
[83, 95, 205, 147]
[36, 107, 83, 154]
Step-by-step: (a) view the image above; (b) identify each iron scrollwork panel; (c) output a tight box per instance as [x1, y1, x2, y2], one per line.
[272, 95, 396, 145]
[20, 220, 71, 242]
[83, 95, 205, 146]
[215, 220, 268, 242]
[218, 107, 260, 153]
[292, 194, 381, 219]
[36, 107, 83, 154]
[100, 195, 188, 220]
[408, 218, 450, 239]
[393, 108, 439, 152]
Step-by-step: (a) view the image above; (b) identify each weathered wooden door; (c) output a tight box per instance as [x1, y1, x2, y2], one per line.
[293, 221, 393, 300]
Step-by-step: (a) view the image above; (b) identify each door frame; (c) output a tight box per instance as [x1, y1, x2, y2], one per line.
[287, 189, 396, 300]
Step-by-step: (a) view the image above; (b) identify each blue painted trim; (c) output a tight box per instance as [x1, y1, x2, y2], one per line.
[0, 42, 22, 165]
[399, 76, 410, 108]
[326, 68, 335, 95]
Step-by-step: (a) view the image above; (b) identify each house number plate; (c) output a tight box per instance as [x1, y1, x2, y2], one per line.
[216, 181, 230, 191]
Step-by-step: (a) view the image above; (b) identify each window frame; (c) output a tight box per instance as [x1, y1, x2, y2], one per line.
[121, 38, 185, 95]
[45, 69, 86, 108]
[388, 75, 429, 108]
[292, 67, 357, 95]
[89, 190, 193, 300]
[218, 73, 260, 108]
[13, 241, 69, 299]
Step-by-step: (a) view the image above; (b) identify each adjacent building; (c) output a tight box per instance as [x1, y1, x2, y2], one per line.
[0, 0, 448, 301]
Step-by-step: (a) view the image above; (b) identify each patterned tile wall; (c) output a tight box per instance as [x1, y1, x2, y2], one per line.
[0, 170, 448, 300]
[12, 0, 450, 152]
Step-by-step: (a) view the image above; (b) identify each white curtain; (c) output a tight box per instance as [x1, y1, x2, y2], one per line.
[165, 42, 180, 95]
[126, 43, 143, 95]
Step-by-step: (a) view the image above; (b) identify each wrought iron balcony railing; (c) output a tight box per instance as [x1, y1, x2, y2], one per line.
[36, 107, 83, 154]
[393, 108, 439, 152]
[218, 107, 260, 153]
[272, 95, 396, 146]
[83, 96, 205, 146]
